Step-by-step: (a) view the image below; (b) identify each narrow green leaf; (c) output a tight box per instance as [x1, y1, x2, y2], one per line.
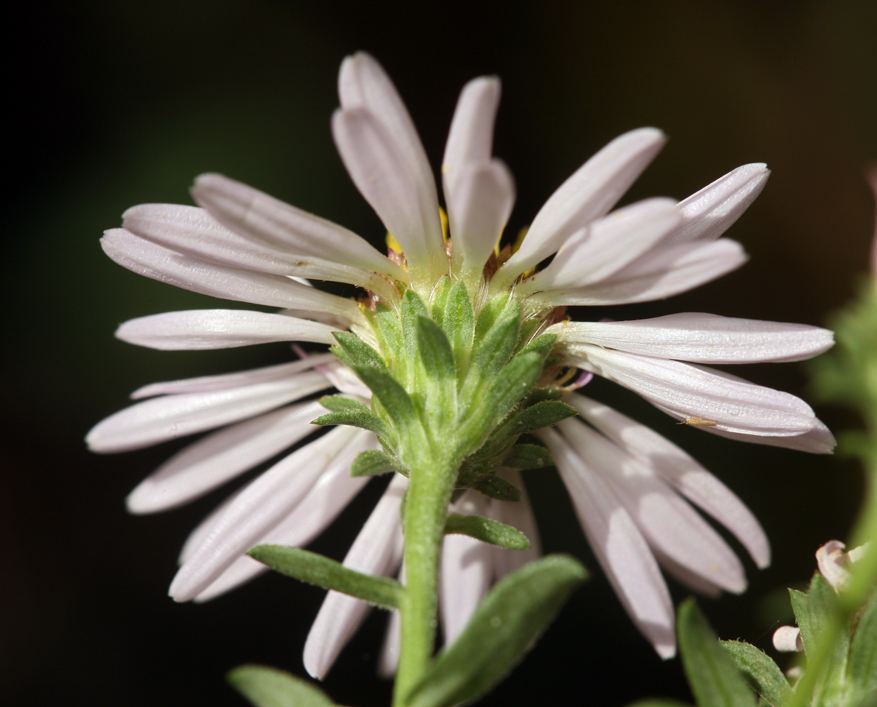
[354, 365, 421, 435]
[401, 289, 430, 356]
[677, 599, 757, 707]
[416, 316, 456, 382]
[318, 395, 369, 414]
[791, 573, 848, 667]
[473, 294, 512, 342]
[503, 444, 554, 469]
[228, 664, 338, 707]
[442, 279, 476, 379]
[469, 300, 520, 378]
[430, 275, 453, 326]
[332, 331, 387, 370]
[502, 400, 578, 438]
[405, 555, 587, 707]
[720, 641, 791, 706]
[350, 449, 400, 477]
[368, 304, 407, 382]
[847, 586, 877, 696]
[518, 333, 557, 360]
[469, 474, 521, 501]
[248, 546, 402, 609]
[312, 400, 394, 448]
[445, 513, 530, 550]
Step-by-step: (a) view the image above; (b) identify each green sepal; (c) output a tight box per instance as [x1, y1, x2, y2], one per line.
[502, 400, 578, 439]
[367, 304, 406, 381]
[313, 396, 394, 448]
[441, 279, 476, 380]
[404, 555, 587, 707]
[401, 289, 431, 358]
[849, 586, 877, 698]
[469, 473, 521, 501]
[416, 315, 457, 427]
[677, 598, 757, 707]
[720, 640, 791, 706]
[468, 300, 520, 379]
[518, 333, 557, 360]
[228, 664, 339, 707]
[445, 513, 530, 550]
[502, 444, 554, 469]
[351, 449, 400, 477]
[430, 276, 453, 325]
[332, 331, 387, 371]
[353, 365, 423, 441]
[248, 546, 402, 609]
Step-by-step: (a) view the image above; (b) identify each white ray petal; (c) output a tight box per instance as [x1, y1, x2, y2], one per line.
[518, 198, 680, 294]
[338, 52, 439, 226]
[667, 164, 770, 245]
[122, 203, 402, 303]
[553, 313, 834, 364]
[651, 548, 723, 597]
[169, 426, 360, 602]
[102, 229, 361, 323]
[87, 371, 330, 453]
[116, 310, 339, 350]
[190, 174, 405, 282]
[192, 433, 375, 602]
[568, 395, 770, 568]
[540, 428, 676, 659]
[332, 107, 445, 289]
[130, 355, 335, 399]
[488, 469, 541, 579]
[558, 417, 747, 594]
[528, 239, 747, 307]
[304, 475, 407, 680]
[440, 492, 493, 645]
[126, 402, 326, 513]
[568, 345, 832, 447]
[448, 160, 515, 280]
[495, 128, 667, 287]
[699, 418, 836, 454]
[443, 76, 501, 184]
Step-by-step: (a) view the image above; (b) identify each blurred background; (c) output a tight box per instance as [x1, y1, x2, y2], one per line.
[4, 1, 877, 705]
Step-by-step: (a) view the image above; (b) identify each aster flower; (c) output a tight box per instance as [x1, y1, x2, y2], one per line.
[88, 51, 834, 676]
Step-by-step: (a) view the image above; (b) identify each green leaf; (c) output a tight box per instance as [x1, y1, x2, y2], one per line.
[445, 513, 530, 550]
[401, 289, 431, 356]
[502, 400, 578, 438]
[442, 279, 476, 379]
[502, 443, 553, 469]
[332, 331, 387, 370]
[248, 546, 402, 609]
[430, 275, 453, 325]
[351, 449, 400, 477]
[469, 474, 521, 501]
[313, 396, 394, 447]
[518, 333, 557, 360]
[405, 555, 587, 707]
[354, 365, 422, 437]
[416, 316, 457, 425]
[368, 304, 407, 382]
[720, 641, 790, 706]
[848, 587, 877, 696]
[677, 599, 757, 707]
[228, 664, 338, 707]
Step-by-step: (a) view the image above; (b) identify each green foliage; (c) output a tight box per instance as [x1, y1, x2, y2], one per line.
[248, 546, 403, 609]
[404, 555, 587, 707]
[848, 586, 877, 699]
[350, 449, 400, 477]
[468, 473, 521, 501]
[444, 513, 531, 550]
[502, 443, 554, 469]
[677, 599, 757, 707]
[313, 395, 395, 449]
[720, 641, 791, 706]
[228, 665, 339, 707]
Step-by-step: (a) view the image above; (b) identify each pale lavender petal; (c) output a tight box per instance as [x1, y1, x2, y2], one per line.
[526, 239, 747, 307]
[557, 417, 747, 594]
[488, 469, 541, 579]
[518, 198, 680, 294]
[442, 76, 501, 181]
[116, 310, 339, 350]
[540, 427, 676, 658]
[130, 355, 335, 399]
[192, 432, 375, 602]
[702, 418, 836, 454]
[495, 128, 667, 287]
[448, 160, 515, 280]
[123, 202, 402, 303]
[87, 371, 330, 453]
[567, 345, 834, 450]
[650, 548, 723, 597]
[190, 174, 405, 281]
[304, 475, 407, 680]
[553, 313, 834, 364]
[568, 395, 770, 568]
[338, 52, 439, 225]
[169, 426, 360, 602]
[101, 228, 362, 323]
[666, 164, 770, 245]
[378, 598, 402, 678]
[332, 107, 445, 287]
[126, 402, 326, 513]
[440, 492, 493, 645]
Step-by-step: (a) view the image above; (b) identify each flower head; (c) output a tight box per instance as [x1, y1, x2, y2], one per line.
[88, 52, 834, 666]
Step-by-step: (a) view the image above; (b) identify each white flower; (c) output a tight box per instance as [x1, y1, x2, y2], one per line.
[88, 51, 834, 667]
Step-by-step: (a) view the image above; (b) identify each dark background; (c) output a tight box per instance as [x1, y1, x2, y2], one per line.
[4, 1, 877, 705]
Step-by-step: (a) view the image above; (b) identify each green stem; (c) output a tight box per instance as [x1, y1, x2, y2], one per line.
[392, 453, 458, 707]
